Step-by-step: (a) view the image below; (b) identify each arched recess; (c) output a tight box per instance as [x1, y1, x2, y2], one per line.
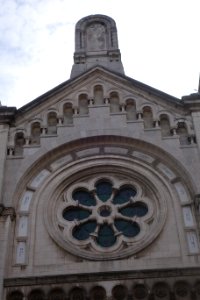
[48, 288, 66, 300]
[90, 286, 106, 300]
[63, 103, 73, 125]
[110, 92, 120, 113]
[159, 114, 171, 137]
[125, 99, 136, 121]
[177, 121, 189, 145]
[112, 285, 128, 300]
[94, 85, 104, 105]
[30, 122, 41, 145]
[78, 94, 89, 115]
[74, 15, 118, 51]
[14, 132, 25, 156]
[7, 290, 24, 300]
[152, 282, 171, 299]
[69, 287, 86, 300]
[28, 289, 45, 300]
[12, 135, 199, 265]
[142, 106, 154, 128]
[47, 111, 57, 134]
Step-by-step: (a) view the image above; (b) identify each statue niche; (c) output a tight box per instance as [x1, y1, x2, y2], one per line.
[86, 22, 106, 51]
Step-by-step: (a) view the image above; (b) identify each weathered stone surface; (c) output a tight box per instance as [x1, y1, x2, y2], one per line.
[1, 13, 200, 300]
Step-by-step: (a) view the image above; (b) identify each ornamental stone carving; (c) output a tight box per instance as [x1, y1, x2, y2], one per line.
[44, 155, 168, 260]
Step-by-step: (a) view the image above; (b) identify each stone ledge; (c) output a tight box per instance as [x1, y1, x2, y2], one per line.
[4, 267, 200, 287]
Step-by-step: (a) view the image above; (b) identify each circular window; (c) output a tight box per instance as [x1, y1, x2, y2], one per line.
[44, 157, 167, 260]
[62, 180, 148, 248]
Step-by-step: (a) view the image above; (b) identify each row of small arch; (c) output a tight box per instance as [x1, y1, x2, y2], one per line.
[17, 96, 188, 128]
[6, 281, 200, 300]
[15, 107, 191, 134]
[56, 84, 174, 117]
[11, 112, 193, 156]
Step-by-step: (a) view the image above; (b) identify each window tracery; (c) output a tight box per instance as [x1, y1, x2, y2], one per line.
[47, 166, 161, 261]
[62, 179, 148, 248]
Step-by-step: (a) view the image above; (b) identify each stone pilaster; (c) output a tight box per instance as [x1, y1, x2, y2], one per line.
[0, 215, 12, 300]
[192, 112, 200, 152]
[0, 125, 9, 204]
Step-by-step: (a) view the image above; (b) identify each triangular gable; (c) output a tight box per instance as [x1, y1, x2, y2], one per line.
[16, 65, 183, 119]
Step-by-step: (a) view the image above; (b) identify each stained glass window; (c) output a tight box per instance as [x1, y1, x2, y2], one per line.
[63, 179, 148, 247]
[113, 187, 136, 204]
[96, 181, 112, 202]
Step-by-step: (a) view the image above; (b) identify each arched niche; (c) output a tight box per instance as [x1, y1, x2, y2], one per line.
[79, 94, 89, 115]
[160, 114, 171, 137]
[7, 291, 24, 300]
[132, 284, 149, 300]
[86, 22, 107, 51]
[47, 112, 57, 135]
[74, 15, 118, 51]
[90, 286, 106, 300]
[28, 289, 45, 300]
[14, 132, 25, 156]
[30, 122, 41, 145]
[94, 85, 104, 105]
[63, 103, 73, 125]
[177, 122, 189, 145]
[125, 99, 136, 121]
[143, 106, 153, 129]
[48, 288, 66, 300]
[173, 281, 191, 299]
[69, 287, 86, 300]
[153, 282, 171, 300]
[110, 92, 120, 113]
[112, 285, 128, 300]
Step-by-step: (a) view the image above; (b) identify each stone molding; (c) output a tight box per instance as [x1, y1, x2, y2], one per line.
[4, 267, 200, 287]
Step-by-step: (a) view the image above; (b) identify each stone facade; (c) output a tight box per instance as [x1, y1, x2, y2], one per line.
[1, 14, 200, 300]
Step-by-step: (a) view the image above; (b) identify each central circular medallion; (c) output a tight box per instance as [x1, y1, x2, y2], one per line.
[99, 205, 111, 217]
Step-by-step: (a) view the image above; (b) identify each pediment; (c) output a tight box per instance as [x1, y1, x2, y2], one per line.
[8, 65, 196, 158]
[15, 65, 185, 125]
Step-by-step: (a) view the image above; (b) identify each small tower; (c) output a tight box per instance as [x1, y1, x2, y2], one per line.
[70, 14, 124, 78]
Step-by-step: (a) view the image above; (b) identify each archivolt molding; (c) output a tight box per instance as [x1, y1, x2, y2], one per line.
[12, 136, 199, 265]
[12, 136, 197, 200]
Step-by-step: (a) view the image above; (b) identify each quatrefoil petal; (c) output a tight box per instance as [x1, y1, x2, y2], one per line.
[63, 207, 91, 221]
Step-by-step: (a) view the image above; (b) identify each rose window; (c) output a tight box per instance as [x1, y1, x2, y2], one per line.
[61, 179, 150, 248]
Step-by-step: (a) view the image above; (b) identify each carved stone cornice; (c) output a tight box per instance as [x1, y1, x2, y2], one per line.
[0, 204, 16, 221]
[4, 267, 200, 287]
[0, 106, 16, 125]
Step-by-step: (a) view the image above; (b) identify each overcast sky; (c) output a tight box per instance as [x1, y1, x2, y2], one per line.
[0, 0, 200, 108]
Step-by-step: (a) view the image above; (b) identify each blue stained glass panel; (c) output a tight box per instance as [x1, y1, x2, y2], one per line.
[115, 220, 140, 237]
[113, 187, 137, 204]
[96, 224, 116, 247]
[63, 207, 91, 221]
[72, 190, 96, 206]
[120, 202, 148, 217]
[96, 181, 112, 202]
[73, 221, 97, 240]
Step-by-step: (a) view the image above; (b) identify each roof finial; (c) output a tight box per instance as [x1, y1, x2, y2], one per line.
[71, 14, 124, 78]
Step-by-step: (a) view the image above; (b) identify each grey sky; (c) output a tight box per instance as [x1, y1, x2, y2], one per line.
[0, 0, 200, 108]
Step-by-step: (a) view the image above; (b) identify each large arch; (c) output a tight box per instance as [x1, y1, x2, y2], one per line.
[12, 136, 199, 265]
